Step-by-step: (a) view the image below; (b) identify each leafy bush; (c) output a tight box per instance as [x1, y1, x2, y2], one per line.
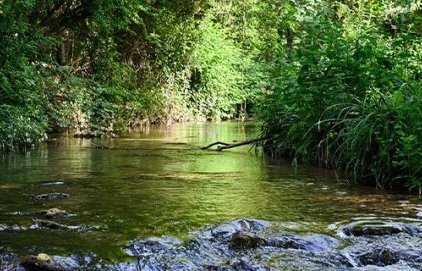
[189, 17, 244, 120]
[0, 0, 52, 151]
[261, 1, 422, 190]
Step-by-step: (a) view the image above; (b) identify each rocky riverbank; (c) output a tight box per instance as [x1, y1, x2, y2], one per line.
[1, 218, 422, 271]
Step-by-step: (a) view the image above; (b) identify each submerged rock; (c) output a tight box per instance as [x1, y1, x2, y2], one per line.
[6, 209, 71, 219]
[339, 220, 422, 238]
[343, 242, 422, 269]
[341, 221, 404, 236]
[31, 219, 77, 230]
[355, 247, 399, 266]
[1, 254, 25, 271]
[197, 219, 271, 239]
[29, 219, 100, 232]
[268, 233, 339, 252]
[40, 181, 65, 186]
[37, 208, 67, 219]
[0, 220, 95, 233]
[338, 219, 422, 270]
[31, 193, 69, 201]
[0, 224, 29, 232]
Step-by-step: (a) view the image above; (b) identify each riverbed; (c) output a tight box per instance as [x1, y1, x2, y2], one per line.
[0, 122, 421, 269]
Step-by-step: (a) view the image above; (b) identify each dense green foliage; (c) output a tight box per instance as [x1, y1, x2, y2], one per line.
[0, 0, 421, 190]
[0, 0, 262, 150]
[261, 0, 422, 190]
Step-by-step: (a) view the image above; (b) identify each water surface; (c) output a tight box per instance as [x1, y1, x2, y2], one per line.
[0, 123, 420, 260]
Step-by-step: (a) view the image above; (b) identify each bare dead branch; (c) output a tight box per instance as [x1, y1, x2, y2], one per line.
[200, 141, 230, 150]
[201, 138, 263, 151]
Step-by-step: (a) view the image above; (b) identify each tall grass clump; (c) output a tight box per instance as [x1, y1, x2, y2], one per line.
[261, 1, 422, 191]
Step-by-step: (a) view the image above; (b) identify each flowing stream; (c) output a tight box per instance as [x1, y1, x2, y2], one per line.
[0, 122, 421, 266]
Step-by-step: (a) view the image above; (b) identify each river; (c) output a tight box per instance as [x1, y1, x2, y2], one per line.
[0, 122, 421, 268]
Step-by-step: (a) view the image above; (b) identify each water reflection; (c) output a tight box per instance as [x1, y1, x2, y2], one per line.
[0, 122, 420, 259]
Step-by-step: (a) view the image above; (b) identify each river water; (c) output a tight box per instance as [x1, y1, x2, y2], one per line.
[0, 122, 421, 262]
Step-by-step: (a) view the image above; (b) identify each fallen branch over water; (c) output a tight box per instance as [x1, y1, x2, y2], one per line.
[201, 138, 262, 151]
[200, 141, 230, 150]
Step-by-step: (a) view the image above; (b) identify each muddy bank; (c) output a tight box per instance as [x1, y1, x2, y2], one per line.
[2, 218, 422, 271]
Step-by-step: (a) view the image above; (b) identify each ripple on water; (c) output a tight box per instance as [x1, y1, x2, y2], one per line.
[0, 123, 421, 267]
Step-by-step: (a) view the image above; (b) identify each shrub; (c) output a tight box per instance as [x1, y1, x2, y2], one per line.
[261, 0, 422, 190]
